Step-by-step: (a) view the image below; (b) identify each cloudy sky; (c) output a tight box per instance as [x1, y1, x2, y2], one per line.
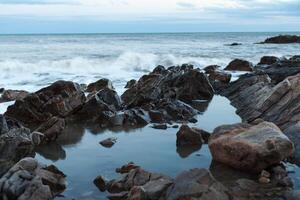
[0, 0, 300, 33]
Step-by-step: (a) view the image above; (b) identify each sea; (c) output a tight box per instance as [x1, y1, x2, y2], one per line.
[0, 32, 300, 199]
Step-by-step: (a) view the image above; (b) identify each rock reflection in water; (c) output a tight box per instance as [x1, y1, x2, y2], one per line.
[176, 145, 202, 158]
[35, 143, 66, 161]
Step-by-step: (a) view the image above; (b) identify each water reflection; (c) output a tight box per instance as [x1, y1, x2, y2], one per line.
[176, 145, 202, 158]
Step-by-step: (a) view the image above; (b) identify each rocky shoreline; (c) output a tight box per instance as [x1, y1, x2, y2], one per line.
[1, 44, 300, 199]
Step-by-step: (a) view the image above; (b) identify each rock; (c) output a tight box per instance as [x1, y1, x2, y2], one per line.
[208, 70, 231, 84]
[86, 78, 114, 93]
[125, 79, 137, 89]
[227, 43, 242, 46]
[209, 122, 294, 173]
[151, 124, 168, 130]
[107, 191, 128, 200]
[271, 165, 293, 187]
[0, 127, 34, 176]
[262, 35, 300, 44]
[225, 59, 253, 71]
[176, 125, 204, 146]
[31, 131, 45, 146]
[5, 80, 86, 130]
[96, 88, 122, 110]
[259, 177, 270, 184]
[0, 114, 8, 135]
[148, 110, 165, 123]
[116, 162, 140, 174]
[258, 56, 280, 65]
[203, 65, 221, 74]
[290, 55, 300, 61]
[34, 116, 65, 143]
[283, 190, 300, 200]
[94, 176, 107, 192]
[100, 137, 117, 148]
[165, 169, 232, 200]
[121, 65, 214, 108]
[0, 89, 29, 103]
[0, 157, 66, 200]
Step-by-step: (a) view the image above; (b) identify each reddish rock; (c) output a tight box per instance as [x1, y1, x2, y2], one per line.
[224, 59, 253, 71]
[116, 162, 140, 174]
[176, 125, 204, 146]
[258, 56, 280, 65]
[86, 78, 114, 93]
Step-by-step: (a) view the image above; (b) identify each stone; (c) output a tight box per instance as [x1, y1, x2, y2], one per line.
[125, 79, 137, 89]
[0, 157, 66, 200]
[100, 137, 117, 148]
[203, 65, 221, 74]
[258, 56, 280, 65]
[5, 80, 86, 130]
[116, 162, 140, 174]
[259, 177, 270, 184]
[0, 89, 29, 103]
[224, 59, 253, 71]
[86, 78, 114, 93]
[151, 124, 168, 130]
[0, 114, 8, 135]
[94, 175, 107, 192]
[208, 70, 231, 84]
[209, 122, 294, 173]
[176, 125, 203, 146]
[31, 131, 45, 146]
[262, 35, 300, 44]
[228, 42, 242, 46]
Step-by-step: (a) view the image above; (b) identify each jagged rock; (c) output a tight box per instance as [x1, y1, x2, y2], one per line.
[262, 35, 300, 44]
[0, 114, 8, 135]
[209, 122, 294, 173]
[0, 157, 66, 200]
[86, 78, 114, 93]
[94, 175, 107, 192]
[125, 79, 137, 89]
[203, 65, 221, 74]
[116, 162, 140, 174]
[121, 65, 214, 108]
[176, 125, 204, 146]
[5, 80, 86, 130]
[258, 56, 280, 65]
[151, 124, 168, 130]
[208, 70, 231, 84]
[0, 127, 34, 176]
[0, 89, 29, 103]
[224, 59, 253, 71]
[34, 117, 65, 143]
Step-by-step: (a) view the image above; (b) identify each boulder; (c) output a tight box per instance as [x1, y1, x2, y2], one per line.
[94, 175, 107, 192]
[100, 137, 117, 148]
[203, 65, 221, 74]
[125, 79, 137, 89]
[86, 78, 114, 93]
[5, 80, 86, 130]
[209, 122, 294, 173]
[116, 162, 140, 174]
[151, 124, 168, 130]
[258, 56, 280, 65]
[0, 114, 8, 135]
[224, 59, 253, 71]
[208, 70, 231, 84]
[176, 125, 204, 146]
[0, 157, 66, 200]
[262, 35, 300, 44]
[34, 117, 65, 143]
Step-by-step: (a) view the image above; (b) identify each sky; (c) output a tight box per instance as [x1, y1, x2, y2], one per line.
[0, 0, 300, 33]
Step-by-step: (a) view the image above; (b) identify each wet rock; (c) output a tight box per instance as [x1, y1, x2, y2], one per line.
[176, 125, 204, 146]
[121, 65, 214, 108]
[203, 65, 221, 74]
[209, 122, 294, 173]
[123, 108, 150, 126]
[31, 131, 45, 146]
[125, 79, 137, 89]
[258, 56, 280, 65]
[224, 59, 253, 71]
[208, 69, 231, 84]
[116, 162, 140, 174]
[86, 78, 114, 93]
[0, 127, 34, 176]
[0, 157, 66, 200]
[0, 114, 8, 135]
[0, 89, 29, 103]
[151, 124, 168, 130]
[94, 175, 107, 192]
[34, 116, 65, 143]
[259, 176, 270, 184]
[100, 137, 117, 148]
[271, 165, 293, 187]
[165, 169, 233, 200]
[283, 190, 300, 200]
[107, 191, 128, 200]
[5, 80, 86, 130]
[148, 110, 165, 123]
[262, 35, 300, 44]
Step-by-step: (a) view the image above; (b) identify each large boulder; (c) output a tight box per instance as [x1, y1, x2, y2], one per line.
[86, 78, 114, 93]
[258, 56, 280, 65]
[121, 65, 214, 108]
[0, 89, 29, 103]
[5, 80, 86, 130]
[224, 59, 253, 72]
[262, 35, 300, 44]
[209, 122, 294, 173]
[176, 125, 204, 146]
[0, 157, 66, 200]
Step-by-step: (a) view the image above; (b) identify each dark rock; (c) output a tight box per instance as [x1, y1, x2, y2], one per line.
[116, 162, 140, 174]
[203, 65, 221, 74]
[5, 80, 86, 130]
[209, 122, 294, 173]
[149, 110, 165, 123]
[0, 114, 8, 135]
[224, 59, 253, 71]
[228, 43, 242, 46]
[0, 157, 66, 200]
[100, 137, 117, 148]
[176, 125, 203, 146]
[125, 79, 137, 89]
[208, 70, 231, 84]
[94, 175, 107, 192]
[258, 56, 280, 65]
[262, 35, 300, 44]
[0, 89, 29, 103]
[283, 190, 300, 200]
[86, 78, 114, 93]
[107, 191, 128, 200]
[152, 124, 168, 130]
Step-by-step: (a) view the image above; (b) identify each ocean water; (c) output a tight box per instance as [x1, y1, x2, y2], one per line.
[1, 32, 300, 199]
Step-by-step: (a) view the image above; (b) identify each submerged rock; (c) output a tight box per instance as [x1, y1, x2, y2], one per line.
[94, 175, 107, 192]
[224, 59, 253, 72]
[262, 35, 300, 44]
[116, 162, 140, 174]
[0, 157, 66, 200]
[209, 122, 294, 173]
[99, 137, 117, 148]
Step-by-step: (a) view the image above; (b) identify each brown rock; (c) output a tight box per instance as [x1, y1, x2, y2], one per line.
[258, 56, 280, 65]
[86, 78, 114, 93]
[0, 89, 29, 103]
[100, 137, 117, 148]
[94, 175, 107, 192]
[224, 59, 253, 71]
[116, 162, 140, 174]
[176, 125, 203, 146]
[262, 35, 300, 44]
